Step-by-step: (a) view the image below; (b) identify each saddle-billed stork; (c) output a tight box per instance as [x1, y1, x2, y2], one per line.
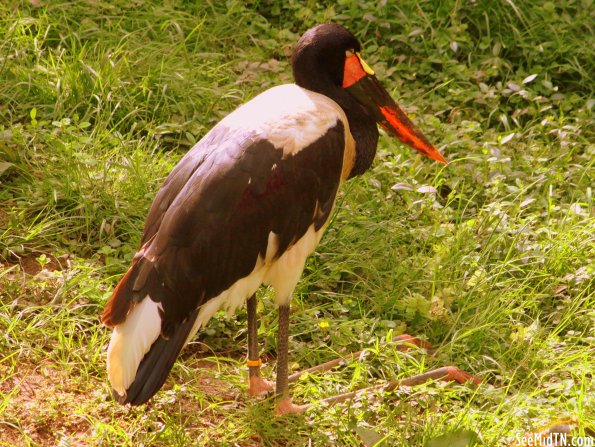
[102, 23, 472, 415]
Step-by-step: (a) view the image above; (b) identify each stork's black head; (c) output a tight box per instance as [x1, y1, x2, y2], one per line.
[292, 24, 446, 166]
[292, 24, 361, 90]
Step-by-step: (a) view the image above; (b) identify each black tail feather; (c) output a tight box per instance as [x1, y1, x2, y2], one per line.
[118, 309, 200, 405]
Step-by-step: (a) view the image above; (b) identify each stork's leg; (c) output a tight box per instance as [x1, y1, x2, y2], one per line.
[247, 294, 274, 397]
[274, 304, 307, 415]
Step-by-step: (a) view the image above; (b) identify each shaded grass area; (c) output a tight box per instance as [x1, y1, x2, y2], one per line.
[1, 0, 593, 445]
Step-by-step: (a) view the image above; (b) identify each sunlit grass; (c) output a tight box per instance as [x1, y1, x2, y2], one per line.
[1, 0, 593, 445]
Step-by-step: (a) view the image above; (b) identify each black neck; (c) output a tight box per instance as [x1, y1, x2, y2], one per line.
[334, 88, 379, 178]
[293, 56, 378, 178]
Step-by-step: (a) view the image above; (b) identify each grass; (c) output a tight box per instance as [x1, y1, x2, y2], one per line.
[0, 0, 593, 445]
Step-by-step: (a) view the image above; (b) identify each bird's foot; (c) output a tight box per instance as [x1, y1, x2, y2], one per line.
[274, 396, 308, 416]
[248, 375, 275, 397]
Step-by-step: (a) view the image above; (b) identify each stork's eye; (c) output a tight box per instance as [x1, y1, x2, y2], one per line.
[345, 49, 355, 57]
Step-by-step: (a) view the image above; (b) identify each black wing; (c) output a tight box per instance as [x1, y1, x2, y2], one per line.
[103, 121, 346, 336]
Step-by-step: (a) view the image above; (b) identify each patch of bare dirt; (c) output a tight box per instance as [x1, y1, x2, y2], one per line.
[0, 356, 256, 446]
[0, 252, 73, 306]
[14, 252, 69, 276]
[0, 208, 9, 228]
[0, 363, 93, 446]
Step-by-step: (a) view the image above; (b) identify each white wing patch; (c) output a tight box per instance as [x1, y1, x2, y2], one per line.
[220, 84, 349, 157]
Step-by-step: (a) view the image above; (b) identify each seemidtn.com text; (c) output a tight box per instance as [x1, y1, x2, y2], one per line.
[515, 433, 594, 447]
